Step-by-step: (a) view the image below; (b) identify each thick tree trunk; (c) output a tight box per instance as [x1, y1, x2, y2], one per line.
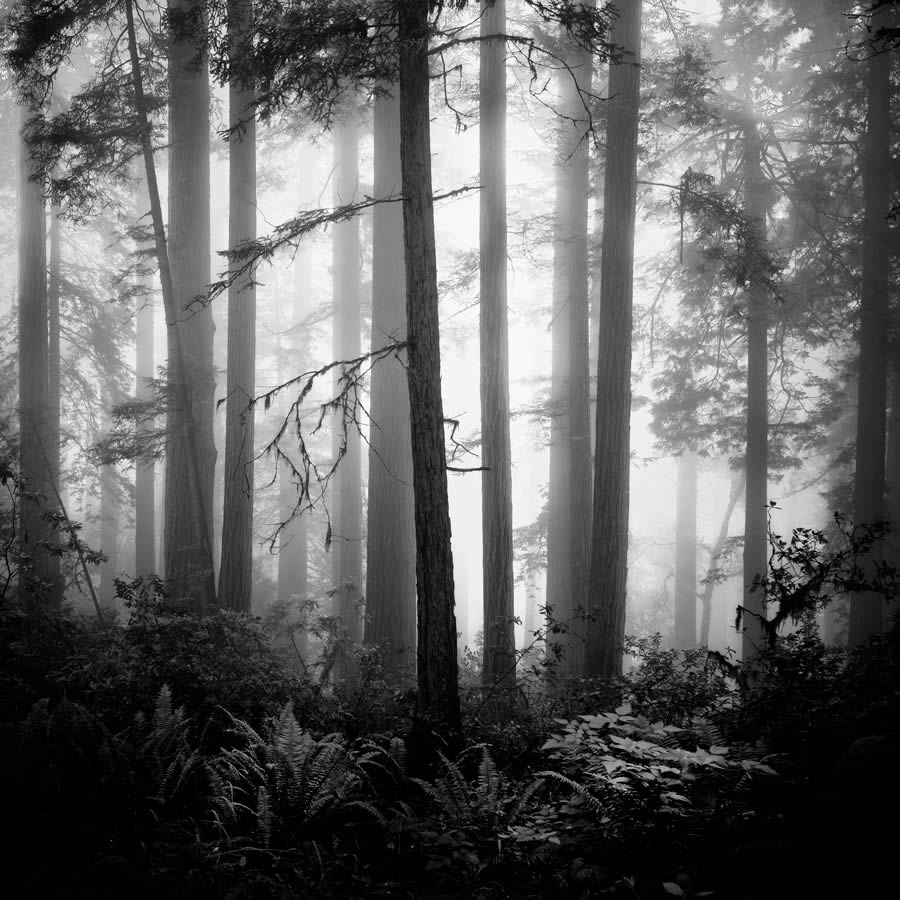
[125, 0, 215, 610]
[135, 285, 156, 577]
[331, 112, 363, 655]
[585, 0, 642, 678]
[366, 76, 416, 677]
[547, 3, 594, 675]
[17, 103, 55, 605]
[479, 0, 516, 684]
[220, 0, 257, 614]
[700, 471, 743, 647]
[674, 450, 697, 649]
[740, 112, 769, 662]
[164, 0, 216, 611]
[398, 1, 461, 732]
[849, 29, 891, 647]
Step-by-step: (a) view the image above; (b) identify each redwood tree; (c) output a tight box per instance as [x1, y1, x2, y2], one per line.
[398, 0, 460, 731]
[479, 0, 515, 684]
[586, 0, 642, 678]
[220, 0, 258, 613]
[163, 0, 216, 611]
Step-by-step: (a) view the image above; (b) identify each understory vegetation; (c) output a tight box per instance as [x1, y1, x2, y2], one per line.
[2, 539, 898, 899]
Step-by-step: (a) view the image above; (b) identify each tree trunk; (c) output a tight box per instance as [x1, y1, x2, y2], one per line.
[135, 282, 156, 578]
[479, 0, 516, 684]
[46, 188, 63, 603]
[547, 3, 594, 675]
[220, 0, 257, 614]
[366, 74, 416, 677]
[17, 103, 55, 605]
[164, 0, 216, 611]
[124, 0, 215, 610]
[398, 1, 461, 732]
[674, 450, 697, 649]
[331, 111, 363, 658]
[585, 0, 642, 678]
[700, 471, 743, 647]
[849, 26, 891, 647]
[740, 111, 769, 662]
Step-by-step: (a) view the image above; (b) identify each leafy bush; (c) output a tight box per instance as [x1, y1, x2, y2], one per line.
[624, 634, 734, 726]
[54, 581, 300, 742]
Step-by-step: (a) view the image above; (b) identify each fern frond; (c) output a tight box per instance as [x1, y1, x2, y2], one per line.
[536, 770, 603, 814]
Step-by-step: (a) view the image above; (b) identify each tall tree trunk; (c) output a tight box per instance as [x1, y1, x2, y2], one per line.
[740, 110, 769, 662]
[849, 25, 891, 647]
[164, 0, 216, 611]
[220, 0, 257, 614]
[547, 3, 594, 675]
[398, 1, 461, 732]
[46, 187, 63, 603]
[277, 256, 309, 655]
[479, 0, 516, 684]
[700, 471, 743, 647]
[332, 112, 363, 656]
[124, 0, 215, 609]
[366, 75, 416, 677]
[585, 0, 642, 678]
[674, 450, 697, 649]
[135, 283, 156, 577]
[17, 103, 55, 605]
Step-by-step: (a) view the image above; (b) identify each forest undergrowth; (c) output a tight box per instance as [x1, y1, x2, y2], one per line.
[2, 539, 899, 899]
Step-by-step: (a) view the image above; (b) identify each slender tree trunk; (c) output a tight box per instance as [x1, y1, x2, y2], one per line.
[740, 111, 769, 662]
[17, 103, 55, 605]
[124, 0, 215, 609]
[164, 0, 216, 611]
[585, 0, 642, 678]
[674, 450, 697, 649]
[220, 0, 257, 614]
[548, 3, 594, 675]
[331, 111, 363, 656]
[366, 74, 416, 677]
[849, 27, 891, 647]
[398, 1, 461, 732]
[135, 284, 156, 578]
[479, 0, 515, 684]
[46, 188, 63, 602]
[700, 471, 743, 647]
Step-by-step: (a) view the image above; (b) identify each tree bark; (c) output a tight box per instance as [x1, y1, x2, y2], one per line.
[479, 0, 516, 684]
[331, 111, 363, 656]
[220, 0, 257, 614]
[366, 74, 416, 677]
[740, 111, 769, 662]
[547, 3, 594, 675]
[849, 25, 891, 647]
[585, 0, 642, 678]
[163, 0, 216, 612]
[17, 102, 56, 605]
[398, 1, 461, 732]
[674, 450, 697, 649]
[124, 0, 215, 610]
